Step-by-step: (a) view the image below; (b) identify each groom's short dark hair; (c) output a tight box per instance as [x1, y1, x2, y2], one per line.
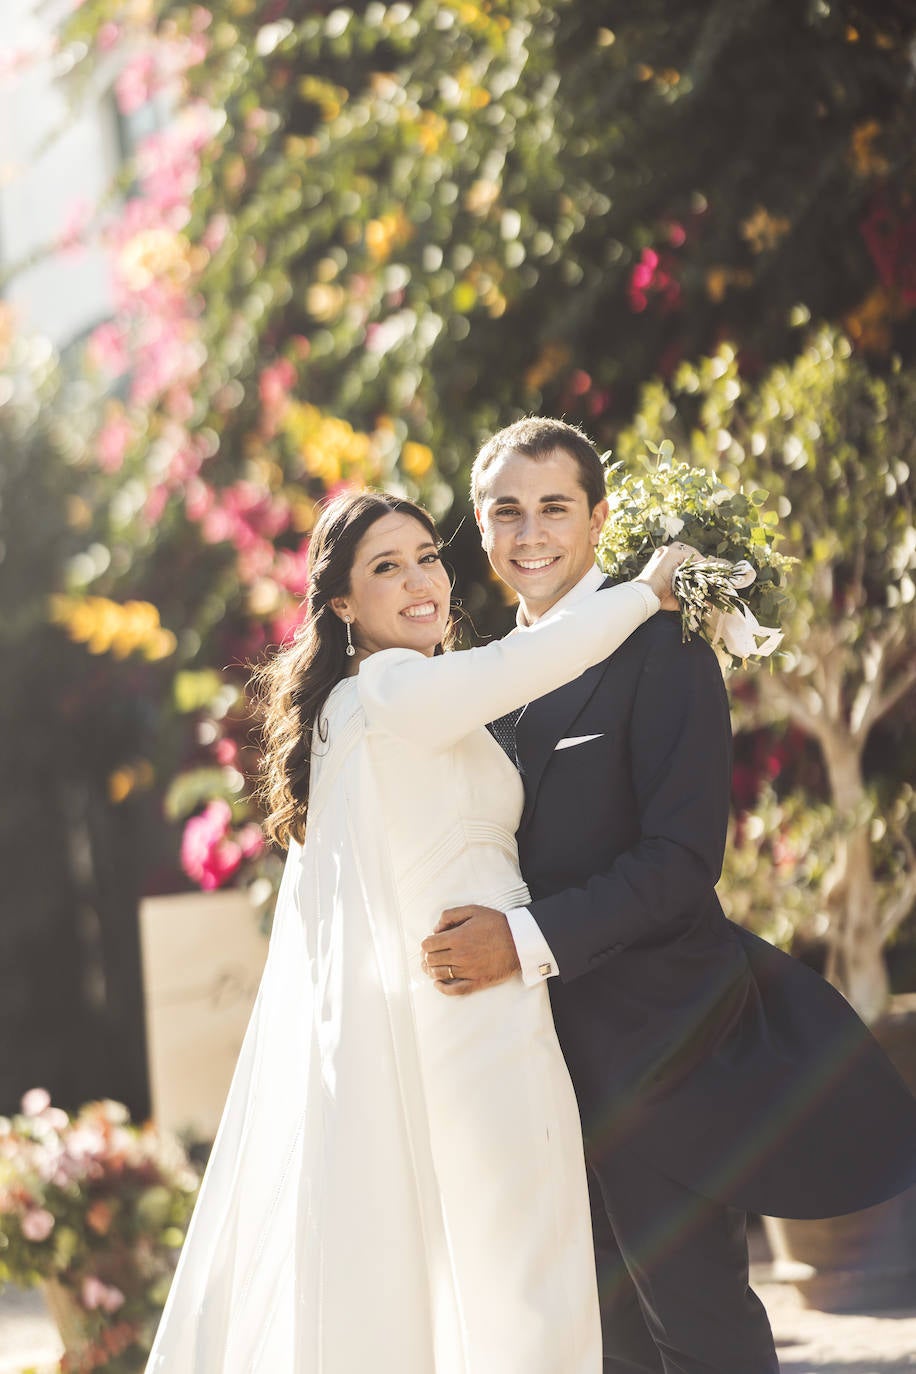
[471, 417, 607, 511]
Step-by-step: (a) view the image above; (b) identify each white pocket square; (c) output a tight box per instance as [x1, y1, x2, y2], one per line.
[554, 734, 604, 751]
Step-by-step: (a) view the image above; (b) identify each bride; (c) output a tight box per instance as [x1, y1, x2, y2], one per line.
[144, 490, 690, 1374]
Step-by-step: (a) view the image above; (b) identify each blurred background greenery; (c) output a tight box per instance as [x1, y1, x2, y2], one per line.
[1, 0, 915, 1115]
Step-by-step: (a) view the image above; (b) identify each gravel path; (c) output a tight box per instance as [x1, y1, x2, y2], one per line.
[1, 1270, 914, 1371]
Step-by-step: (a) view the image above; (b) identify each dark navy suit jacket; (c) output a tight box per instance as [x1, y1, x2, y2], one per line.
[514, 601, 916, 1220]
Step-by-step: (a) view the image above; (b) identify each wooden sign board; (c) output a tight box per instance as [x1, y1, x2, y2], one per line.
[139, 891, 268, 1142]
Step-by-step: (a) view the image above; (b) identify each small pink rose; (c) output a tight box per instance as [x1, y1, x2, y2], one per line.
[81, 1275, 124, 1313]
[237, 825, 265, 861]
[21, 1088, 51, 1117]
[21, 1208, 55, 1242]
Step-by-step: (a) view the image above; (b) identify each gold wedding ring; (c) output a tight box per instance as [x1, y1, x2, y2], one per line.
[448, 965, 455, 980]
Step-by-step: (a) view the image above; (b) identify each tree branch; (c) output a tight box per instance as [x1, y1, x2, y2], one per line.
[756, 674, 831, 745]
[872, 657, 916, 727]
[850, 634, 886, 739]
[879, 813, 916, 941]
[880, 869, 916, 942]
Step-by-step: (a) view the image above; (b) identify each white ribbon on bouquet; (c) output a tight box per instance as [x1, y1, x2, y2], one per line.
[701, 559, 783, 661]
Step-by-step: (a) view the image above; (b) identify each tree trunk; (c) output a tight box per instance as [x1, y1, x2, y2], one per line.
[820, 730, 890, 1023]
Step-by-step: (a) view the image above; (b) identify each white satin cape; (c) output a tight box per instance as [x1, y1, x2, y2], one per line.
[145, 691, 468, 1373]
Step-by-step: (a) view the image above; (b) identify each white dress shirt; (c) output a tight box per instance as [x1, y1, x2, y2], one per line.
[504, 564, 657, 985]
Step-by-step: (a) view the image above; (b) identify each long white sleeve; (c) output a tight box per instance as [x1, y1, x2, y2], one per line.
[356, 580, 658, 751]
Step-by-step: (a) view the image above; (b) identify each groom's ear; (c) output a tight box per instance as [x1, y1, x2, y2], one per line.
[589, 497, 609, 546]
[473, 503, 486, 539]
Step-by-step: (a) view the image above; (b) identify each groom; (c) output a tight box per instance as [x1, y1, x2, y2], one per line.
[422, 416, 916, 1373]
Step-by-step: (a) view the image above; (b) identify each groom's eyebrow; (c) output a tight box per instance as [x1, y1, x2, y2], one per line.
[491, 492, 574, 506]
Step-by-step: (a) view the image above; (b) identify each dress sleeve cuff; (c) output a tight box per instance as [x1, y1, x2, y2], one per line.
[628, 580, 660, 619]
[505, 907, 559, 987]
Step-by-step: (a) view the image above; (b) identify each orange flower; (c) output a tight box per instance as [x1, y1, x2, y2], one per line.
[740, 206, 791, 255]
[86, 1198, 115, 1236]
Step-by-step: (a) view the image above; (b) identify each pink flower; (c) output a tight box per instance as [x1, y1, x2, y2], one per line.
[97, 412, 133, 473]
[116, 51, 159, 116]
[259, 358, 297, 414]
[63, 1125, 107, 1173]
[87, 321, 129, 377]
[202, 214, 230, 254]
[861, 191, 916, 306]
[143, 484, 171, 525]
[181, 801, 243, 891]
[215, 738, 238, 766]
[97, 22, 121, 52]
[21, 1088, 51, 1117]
[184, 479, 214, 522]
[628, 246, 682, 314]
[21, 1209, 55, 1242]
[273, 541, 311, 596]
[56, 199, 92, 257]
[237, 824, 266, 861]
[81, 1276, 125, 1313]
[588, 387, 612, 418]
[270, 603, 308, 646]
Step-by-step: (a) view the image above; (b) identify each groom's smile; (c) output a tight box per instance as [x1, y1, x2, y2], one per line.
[512, 555, 562, 573]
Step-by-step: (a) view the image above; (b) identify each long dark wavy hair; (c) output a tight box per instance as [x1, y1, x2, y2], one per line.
[253, 490, 451, 847]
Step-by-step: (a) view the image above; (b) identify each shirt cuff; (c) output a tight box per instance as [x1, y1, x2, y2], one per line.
[629, 580, 660, 619]
[505, 907, 559, 986]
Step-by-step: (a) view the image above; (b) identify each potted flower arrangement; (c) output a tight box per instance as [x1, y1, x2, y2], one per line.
[0, 1089, 198, 1372]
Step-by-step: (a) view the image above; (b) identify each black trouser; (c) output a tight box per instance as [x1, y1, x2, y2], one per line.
[586, 1151, 779, 1374]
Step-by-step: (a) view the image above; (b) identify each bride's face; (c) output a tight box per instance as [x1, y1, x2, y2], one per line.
[332, 513, 451, 659]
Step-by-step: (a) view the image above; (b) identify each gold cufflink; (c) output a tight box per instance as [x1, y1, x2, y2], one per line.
[538, 963, 552, 977]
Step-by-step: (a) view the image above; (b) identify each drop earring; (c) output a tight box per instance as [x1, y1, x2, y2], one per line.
[345, 616, 356, 657]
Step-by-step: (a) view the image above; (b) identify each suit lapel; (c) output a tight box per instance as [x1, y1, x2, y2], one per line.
[515, 575, 617, 832]
[513, 574, 620, 829]
[515, 658, 607, 832]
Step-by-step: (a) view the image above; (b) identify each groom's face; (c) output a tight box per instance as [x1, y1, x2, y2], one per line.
[475, 448, 608, 621]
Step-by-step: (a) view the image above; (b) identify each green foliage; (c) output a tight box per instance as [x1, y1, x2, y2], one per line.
[163, 766, 241, 821]
[722, 785, 842, 950]
[724, 779, 916, 954]
[619, 328, 916, 1007]
[618, 328, 916, 668]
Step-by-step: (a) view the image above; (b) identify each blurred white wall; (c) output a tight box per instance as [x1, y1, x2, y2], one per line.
[0, 0, 119, 349]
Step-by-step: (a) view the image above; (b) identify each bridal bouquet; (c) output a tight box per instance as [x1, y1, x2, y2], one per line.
[598, 442, 794, 667]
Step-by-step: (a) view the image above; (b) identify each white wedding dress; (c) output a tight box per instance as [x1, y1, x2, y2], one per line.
[144, 580, 657, 1374]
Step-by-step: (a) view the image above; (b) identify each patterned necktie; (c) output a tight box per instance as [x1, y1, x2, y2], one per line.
[489, 705, 524, 763]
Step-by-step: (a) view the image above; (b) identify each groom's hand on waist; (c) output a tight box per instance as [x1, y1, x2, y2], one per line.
[421, 906, 521, 996]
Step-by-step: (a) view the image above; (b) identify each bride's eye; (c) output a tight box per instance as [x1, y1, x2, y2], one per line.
[421, 552, 442, 564]
[373, 560, 397, 574]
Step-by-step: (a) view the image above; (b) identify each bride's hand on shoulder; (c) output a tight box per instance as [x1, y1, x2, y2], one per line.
[635, 542, 698, 612]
